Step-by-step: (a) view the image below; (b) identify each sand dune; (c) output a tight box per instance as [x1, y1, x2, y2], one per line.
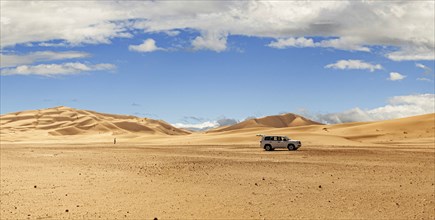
[209, 113, 322, 133]
[190, 113, 435, 147]
[1, 109, 434, 219]
[1, 107, 434, 147]
[0, 106, 190, 138]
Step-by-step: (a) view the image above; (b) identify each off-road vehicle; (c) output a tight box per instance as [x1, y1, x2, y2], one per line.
[257, 135, 301, 151]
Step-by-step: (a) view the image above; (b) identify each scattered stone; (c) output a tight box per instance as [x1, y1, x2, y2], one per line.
[76, 205, 79, 207]
[154, 218, 158, 220]
[255, 183, 258, 186]
[396, 202, 400, 206]
[262, 177, 265, 181]
[34, 185, 37, 188]
[65, 209, 69, 213]
[319, 185, 322, 189]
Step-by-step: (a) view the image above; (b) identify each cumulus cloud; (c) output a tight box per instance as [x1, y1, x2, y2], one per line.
[0, 51, 90, 67]
[128, 38, 164, 52]
[1, 1, 433, 59]
[268, 37, 370, 52]
[1, 62, 115, 76]
[268, 37, 315, 49]
[173, 116, 239, 131]
[386, 47, 435, 61]
[173, 121, 219, 131]
[302, 94, 435, 124]
[388, 72, 406, 81]
[325, 60, 382, 72]
[192, 31, 228, 52]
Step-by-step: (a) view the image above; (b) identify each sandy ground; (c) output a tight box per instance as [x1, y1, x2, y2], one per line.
[1, 142, 434, 219]
[1, 110, 434, 219]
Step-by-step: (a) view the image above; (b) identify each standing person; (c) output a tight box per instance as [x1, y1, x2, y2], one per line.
[114, 138, 116, 144]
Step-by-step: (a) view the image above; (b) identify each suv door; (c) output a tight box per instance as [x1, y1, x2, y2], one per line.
[275, 136, 286, 148]
[263, 136, 272, 147]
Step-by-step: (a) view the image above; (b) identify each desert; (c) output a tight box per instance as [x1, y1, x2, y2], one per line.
[1, 107, 434, 219]
[2, 1, 435, 219]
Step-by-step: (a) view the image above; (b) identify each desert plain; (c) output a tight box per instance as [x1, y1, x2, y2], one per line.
[1, 106, 434, 219]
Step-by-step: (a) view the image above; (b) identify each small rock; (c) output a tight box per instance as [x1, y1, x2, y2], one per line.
[154, 218, 158, 220]
[319, 185, 322, 188]
[255, 183, 258, 186]
[262, 177, 265, 181]
[65, 209, 69, 213]
[34, 185, 37, 188]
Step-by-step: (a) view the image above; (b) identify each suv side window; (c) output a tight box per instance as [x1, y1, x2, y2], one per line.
[264, 136, 271, 141]
[277, 136, 282, 141]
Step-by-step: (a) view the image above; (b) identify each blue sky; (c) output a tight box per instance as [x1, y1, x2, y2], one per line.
[1, 1, 434, 128]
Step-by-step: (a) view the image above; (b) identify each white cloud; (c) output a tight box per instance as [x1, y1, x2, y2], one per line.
[128, 38, 164, 52]
[325, 60, 382, 72]
[417, 77, 433, 82]
[302, 94, 435, 124]
[268, 37, 315, 49]
[0, 51, 90, 67]
[192, 31, 227, 52]
[388, 72, 406, 81]
[38, 42, 69, 47]
[173, 121, 219, 131]
[1, 1, 433, 58]
[1, 62, 115, 76]
[416, 63, 432, 75]
[386, 47, 435, 61]
[173, 116, 238, 131]
[268, 37, 370, 52]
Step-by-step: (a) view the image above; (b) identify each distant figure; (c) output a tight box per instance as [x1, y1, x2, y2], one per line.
[114, 138, 116, 144]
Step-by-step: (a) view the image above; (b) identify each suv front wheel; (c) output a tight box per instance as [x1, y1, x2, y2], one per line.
[287, 144, 295, 151]
[265, 145, 272, 151]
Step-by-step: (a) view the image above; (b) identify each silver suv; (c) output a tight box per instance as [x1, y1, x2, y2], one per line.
[258, 135, 301, 151]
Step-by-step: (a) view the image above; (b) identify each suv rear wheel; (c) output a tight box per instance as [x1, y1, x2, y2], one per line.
[265, 145, 272, 151]
[287, 144, 295, 151]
